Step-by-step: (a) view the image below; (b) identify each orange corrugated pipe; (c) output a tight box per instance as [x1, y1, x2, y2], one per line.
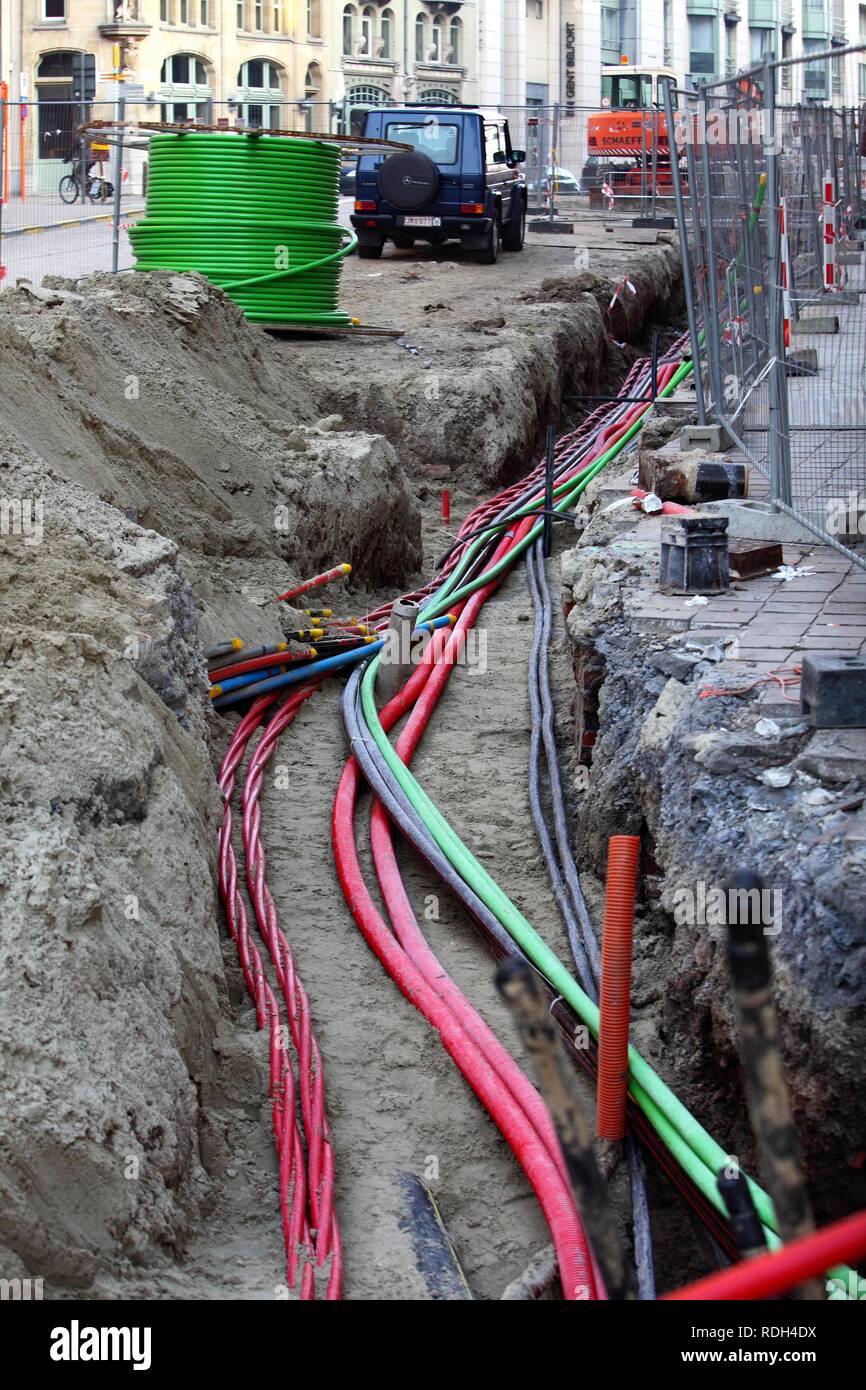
[596, 834, 640, 1141]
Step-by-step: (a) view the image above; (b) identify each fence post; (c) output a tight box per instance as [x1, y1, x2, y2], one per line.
[549, 102, 560, 227]
[765, 57, 792, 509]
[111, 94, 126, 275]
[661, 77, 705, 424]
[698, 85, 725, 416]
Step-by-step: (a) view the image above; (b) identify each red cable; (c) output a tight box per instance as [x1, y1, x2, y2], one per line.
[241, 690, 342, 1298]
[218, 686, 342, 1298]
[664, 1208, 866, 1301]
[218, 694, 315, 1295]
[333, 517, 602, 1298]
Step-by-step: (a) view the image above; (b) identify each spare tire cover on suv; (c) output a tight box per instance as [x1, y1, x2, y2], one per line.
[377, 151, 439, 211]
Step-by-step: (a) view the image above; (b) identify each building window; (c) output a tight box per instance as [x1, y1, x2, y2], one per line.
[253, 0, 263, 31]
[749, 26, 773, 62]
[418, 87, 458, 105]
[361, 5, 374, 55]
[307, 0, 321, 36]
[860, 63, 866, 97]
[601, 4, 620, 63]
[179, 0, 188, 23]
[237, 1, 244, 29]
[448, 16, 461, 64]
[42, 0, 66, 18]
[431, 16, 444, 61]
[344, 83, 389, 137]
[688, 14, 717, 74]
[343, 4, 355, 55]
[200, 0, 208, 23]
[415, 14, 426, 61]
[160, 53, 212, 123]
[381, 7, 394, 59]
[237, 59, 285, 128]
[803, 37, 829, 95]
[161, 0, 169, 20]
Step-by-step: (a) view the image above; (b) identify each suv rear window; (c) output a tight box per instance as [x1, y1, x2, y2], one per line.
[384, 120, 459, 165]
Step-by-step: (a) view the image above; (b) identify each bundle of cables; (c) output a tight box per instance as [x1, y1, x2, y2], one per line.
[214, 341, 860, 1298]
[129, 132, 357, 326]
[330, 343, 860, 1299]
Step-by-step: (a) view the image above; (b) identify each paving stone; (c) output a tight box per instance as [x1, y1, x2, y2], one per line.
[795, 728, 866, 782]
[796, 636, 864, 650]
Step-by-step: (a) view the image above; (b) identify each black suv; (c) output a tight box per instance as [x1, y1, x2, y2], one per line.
[350, 106, 527, 264]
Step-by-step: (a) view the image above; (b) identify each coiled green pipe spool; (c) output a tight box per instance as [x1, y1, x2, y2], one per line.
[129, 133, 357, 326]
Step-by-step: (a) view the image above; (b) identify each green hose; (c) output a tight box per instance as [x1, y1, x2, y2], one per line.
[359, 362, 852, 1281]
[129, 133, 357, 325]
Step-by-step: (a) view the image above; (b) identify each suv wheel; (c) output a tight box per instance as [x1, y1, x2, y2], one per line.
[476, 214, 501, 266]
[502, 203, 526, 252]
[357, 241, 384, 260]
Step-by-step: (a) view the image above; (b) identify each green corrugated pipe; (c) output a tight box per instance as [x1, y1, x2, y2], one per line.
[129, 132, 357, 325]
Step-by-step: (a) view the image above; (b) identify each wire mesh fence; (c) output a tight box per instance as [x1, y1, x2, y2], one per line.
[0, 94, 682, 288]
[664, 45, 866, 567]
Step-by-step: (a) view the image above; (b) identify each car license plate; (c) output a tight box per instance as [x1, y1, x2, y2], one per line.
[401, 216, 441, 227]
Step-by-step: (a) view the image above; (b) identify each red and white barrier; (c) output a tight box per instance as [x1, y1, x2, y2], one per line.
[779, 196, 792, 350]
[823, 170, 836, 289]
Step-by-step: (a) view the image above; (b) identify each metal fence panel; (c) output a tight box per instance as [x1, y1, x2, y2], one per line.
[667, 48, 866, 566]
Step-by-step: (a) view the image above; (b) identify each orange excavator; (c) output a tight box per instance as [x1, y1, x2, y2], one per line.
[586, 61, 680, 197]
[587, 61, 764, 201]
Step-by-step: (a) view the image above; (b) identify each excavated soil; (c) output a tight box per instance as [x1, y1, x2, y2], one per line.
[0, 234, 706, 1299]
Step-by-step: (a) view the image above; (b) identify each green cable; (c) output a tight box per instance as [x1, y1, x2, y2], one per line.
[129, 133, 357, 326]
[359, 359, 852, 1281]
[420, 358, 694, 621]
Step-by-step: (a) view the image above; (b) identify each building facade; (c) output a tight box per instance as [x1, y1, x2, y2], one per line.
[3, 2, 479, 188]
[1, 0, 863, 192]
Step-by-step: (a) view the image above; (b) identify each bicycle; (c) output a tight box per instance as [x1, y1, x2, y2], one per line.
[58, 163, 114, 205]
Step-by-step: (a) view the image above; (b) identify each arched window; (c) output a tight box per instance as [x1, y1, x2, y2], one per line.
[159, 53, 212, 123]
[361, 5, 374, 56]
[448, 16, 461, 65]
[302, 62, 323, 130]
[417, 87, 458, 105]
[431, 16, 444, 62]
[415, 13, 426, 62]
[380, 7, 394, 59]
[345, 83, 388, 138]
[236, 58, 285, 129]
[342, 5, 355, 56]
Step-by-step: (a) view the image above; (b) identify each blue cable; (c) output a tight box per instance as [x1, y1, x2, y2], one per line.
[212, 615, 455, 711]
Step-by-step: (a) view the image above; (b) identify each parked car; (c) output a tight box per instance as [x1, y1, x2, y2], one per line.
[350, 106, 527, 264]
[528, 165, 582, 198]
[339, 162, 357, 195]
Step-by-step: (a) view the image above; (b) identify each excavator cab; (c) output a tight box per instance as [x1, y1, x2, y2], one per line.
[600, 70, 657, 112]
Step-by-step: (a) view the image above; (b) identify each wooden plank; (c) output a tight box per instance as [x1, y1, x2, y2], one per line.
[261, 323, 406, 339]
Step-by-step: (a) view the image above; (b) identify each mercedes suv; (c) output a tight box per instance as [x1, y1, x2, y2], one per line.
[350, 106, 527, 264]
